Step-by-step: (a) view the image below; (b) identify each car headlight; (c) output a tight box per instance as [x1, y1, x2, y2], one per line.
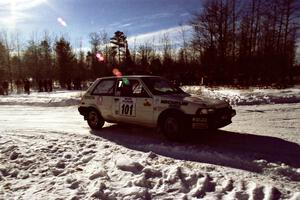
[208, 108, 215, 113]
[197, 108, 207, 115]
[201, 108, 208, 114]
[196, 108, 215, 115]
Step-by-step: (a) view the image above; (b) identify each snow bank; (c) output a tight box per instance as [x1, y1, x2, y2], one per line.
[1, 86, 300, 107]
[0, 90, 82, 107]
[182, 85, 300, 106]
[1, 133, 299, 199]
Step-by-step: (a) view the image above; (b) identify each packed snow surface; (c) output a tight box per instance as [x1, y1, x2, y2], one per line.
[0, 86, 299, 199]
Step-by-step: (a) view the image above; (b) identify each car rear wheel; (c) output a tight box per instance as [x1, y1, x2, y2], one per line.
[87, 109, 104, 130]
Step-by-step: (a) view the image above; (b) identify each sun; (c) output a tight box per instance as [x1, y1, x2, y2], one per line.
[9, 0, 49, 11]
[6, 0, 49, 29]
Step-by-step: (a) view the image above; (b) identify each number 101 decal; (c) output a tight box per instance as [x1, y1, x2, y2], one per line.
[119, 98, 136, 117]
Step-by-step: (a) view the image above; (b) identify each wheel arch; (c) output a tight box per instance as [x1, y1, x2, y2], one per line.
[79, 106, 102, 119]
[157, 108, 185, 128]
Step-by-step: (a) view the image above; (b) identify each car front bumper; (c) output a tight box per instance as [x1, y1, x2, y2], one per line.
[190, 107, 236, 129]
[78, 106, 90, 120]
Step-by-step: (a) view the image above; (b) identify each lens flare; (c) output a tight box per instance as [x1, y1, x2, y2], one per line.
[57, 17, 67, 27]
[112, 68, 129, 84]
[112, 68, 122, 77]
[96, 52, 104, 62]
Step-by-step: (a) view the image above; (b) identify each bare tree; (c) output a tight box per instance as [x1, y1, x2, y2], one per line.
[137, 42, 153, 66]
[178, 24, 190, 65]
[0, 40, 8, 81]
[1, 31, 14, 91]
[12, 31, 23, 80]
[89, 32, 101, 53]
[161, 33, 172, 64]
[99, 30, 110, 62]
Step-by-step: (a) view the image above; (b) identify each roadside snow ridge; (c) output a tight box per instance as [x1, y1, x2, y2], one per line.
[0, 133, 298, 199]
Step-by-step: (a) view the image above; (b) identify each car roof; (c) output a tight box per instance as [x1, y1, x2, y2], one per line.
[98, 75, 162, 80]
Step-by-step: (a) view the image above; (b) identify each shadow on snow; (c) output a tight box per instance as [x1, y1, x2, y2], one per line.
[90, 124, 300, 173]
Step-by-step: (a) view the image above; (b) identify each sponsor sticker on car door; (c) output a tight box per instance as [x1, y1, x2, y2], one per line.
[119, 97, 136, 117]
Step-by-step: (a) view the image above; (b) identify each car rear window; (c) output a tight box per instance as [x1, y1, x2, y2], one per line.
[92, 79, 115, 95]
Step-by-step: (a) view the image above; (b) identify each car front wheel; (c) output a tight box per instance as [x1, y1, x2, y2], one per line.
[87, 109, 104, 130]
[161, 114, 183, 140]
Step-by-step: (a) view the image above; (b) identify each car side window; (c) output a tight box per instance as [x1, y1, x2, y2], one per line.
[116, 79, 149, 98]
[92, 79, 115, 95]
[132, 82, 149, 97]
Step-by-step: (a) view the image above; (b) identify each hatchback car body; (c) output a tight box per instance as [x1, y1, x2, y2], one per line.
[78, 75, 236, 138]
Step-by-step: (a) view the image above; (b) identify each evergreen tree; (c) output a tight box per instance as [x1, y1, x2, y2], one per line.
[110, 31, 132, 73]
[55, 37, 75, 88]
[23, 39, 40, 81]
[39, 38, 53, 79]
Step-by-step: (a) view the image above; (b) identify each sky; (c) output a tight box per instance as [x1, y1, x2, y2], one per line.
[0, 0, 201, 49]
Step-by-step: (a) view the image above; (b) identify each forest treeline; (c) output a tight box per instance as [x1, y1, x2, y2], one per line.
[0, 0, 299, 89]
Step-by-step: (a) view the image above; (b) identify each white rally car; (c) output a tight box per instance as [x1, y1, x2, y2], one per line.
[78, 75, 236, 138]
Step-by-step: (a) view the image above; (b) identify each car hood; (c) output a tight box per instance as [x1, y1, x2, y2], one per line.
[160, 93, 229, 108]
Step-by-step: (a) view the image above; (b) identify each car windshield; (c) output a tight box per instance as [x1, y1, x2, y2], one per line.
[142, 77, 186, 95]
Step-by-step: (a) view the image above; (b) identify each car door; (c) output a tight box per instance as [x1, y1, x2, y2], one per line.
[113, 78, 154, 126]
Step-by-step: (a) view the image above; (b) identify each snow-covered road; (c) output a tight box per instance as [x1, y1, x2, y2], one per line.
[0, 89, 300, 199]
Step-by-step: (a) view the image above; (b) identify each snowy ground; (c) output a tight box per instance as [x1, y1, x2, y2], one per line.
[0, 87, 299, 199]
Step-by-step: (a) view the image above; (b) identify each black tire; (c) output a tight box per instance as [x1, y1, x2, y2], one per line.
[87, 109, 104, 130]
[161, 113, 184, 140]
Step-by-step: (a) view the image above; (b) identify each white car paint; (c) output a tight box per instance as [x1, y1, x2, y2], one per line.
[79, 75, 236, 129]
